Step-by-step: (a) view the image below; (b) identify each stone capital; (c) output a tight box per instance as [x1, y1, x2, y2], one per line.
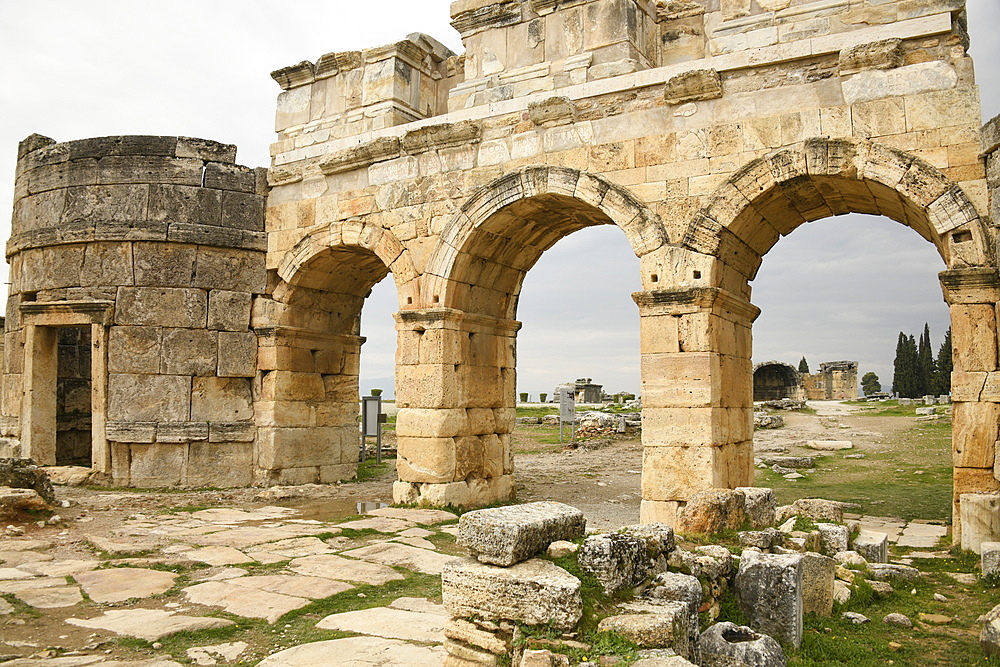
[395, 307, 522, 335]
[939, 267, 1000, 305]
[632, 287, 760, 323]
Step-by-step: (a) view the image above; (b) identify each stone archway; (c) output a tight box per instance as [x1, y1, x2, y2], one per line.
[665, 137, 997, 538]
[254, 221, 414, 485]
[753, 361, 804, 402]
[392, 166, 671, 507]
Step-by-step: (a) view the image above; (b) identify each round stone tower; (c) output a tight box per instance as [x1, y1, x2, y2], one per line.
[3, 134, 266, 486]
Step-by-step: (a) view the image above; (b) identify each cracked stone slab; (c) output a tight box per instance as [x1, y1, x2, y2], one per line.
[316, 606, 447, 643]
[14, 585, 83, 608]
[392, 536, 438, 550]
[288, 554, 404, 585]
[179, 525, 330, 548]
[341, 542, 459, 575]
[74, 568, 178, 603]
[87, 537, 161, 556]
[368, 507, 457, 525]
[177, 546, 255, 566]
[0, 568, 38, 580]
[190, 507, 300, 523]
[19, 560, 100, 577]
[0, 576, 71, 593]
[182, 580, 310, 623]
[257, 636, 445, 667]
[186, 641, 248, 666]
[67, 609, 235, 641]
[0, 550, 55, 567]
[230, 574, 353, 599]
[337, 517, 413, 533]
[248, 536, 336, 558]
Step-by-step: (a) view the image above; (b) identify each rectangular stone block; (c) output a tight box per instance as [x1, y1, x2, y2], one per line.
[105, 421, 157, 444]
[191, 377, 253, 422]
[207, 290, 252, 331]
[458, 501, 586, 566]
[156, 422, 209, 443]
[396, 436, 457, 484]
[801, 552, 835, 617]
[960, 493, 1000, 553]
[255, 425, 352, 469]
[642, 407, 750, 446]
[160, 328, 217, 376]
[194, 247, 267, 294]
[107, 374, 190, 422]
[852, 530, 888, 563]
[186, 442, 253, 487]
[218, 332, 257, 377]
[641, 442, 753, 501]
[952, 304, 998, 372]
[62, 185, 149, 223]
[442, 557, 582, 630]
[131, 243, 197, 288]
[115, 287, 207, 328]
[735, 551, 803, 649]
[108, 326, 160, 374]
[982, 542, 1000, 575]
[952, 402, 1000, 468]
[98, 155, 203, 186]
[260, 371, 325, 401]
[221, 191, 266, 231]
[208, 421, 256, 443]
[148, 184, 222, 227]
[129, 442, 187, 487]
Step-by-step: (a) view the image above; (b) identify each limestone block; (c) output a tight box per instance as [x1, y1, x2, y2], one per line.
[396, 408, 469, 438]
[982, 542, 1000, 575]
[221, 191, 265, 231]
[960, 493, 1000, 553]
[62, 184, 149, 223]
[204, 162, 255, 193]
[952, 402, 1000, 468]
[699, 622, 786, 667]
[80, 242, 134, 287]
[191, 377, 253, 422]
[129, 443, 187, 487]
[737, 487, 776, 528]
[108, 326, 160, 374]
[218, 332, 257, 378]
[642, 443, 753, 501]
[115, 287, 207, 328]
[676, 488, 745, 535]
[105, 422, 157, 443]
[260, 371, 325, 402]
[131, 242, 197, 288]
[209, 421, 256, 442]
[176, 136, 236, 163]
[98, 155, 203, 186]
[392, 475, 515, 508]
[396, 436, 457, 484]
[458, 501, 586, 566]
[147, 184, 222, 227]
[643, 407, 750, 447]
[208, 290, 252, 331]
[664, 69, 722, 105]
[852, 531, 888, 563]
[255, 426, 351, 469]
[186, 442, 253, 487]
[160, 329, 218, 376]
[442, 557, 582, 630]
[816, 523, 850, 557]
[579, 532, 651, 594]
[735, 551, 803, 649]
[528, 97, 577, 127]
[157, 422, 209, 443]
[108, 374, 190, 422]
[801, 552, 835, 617]
[597, 605, 690, 651]
[194, 247, 266, 294]
[839, 38, 904, 75]
[951, 304, 998, 371]
[25, 158, 98, 195]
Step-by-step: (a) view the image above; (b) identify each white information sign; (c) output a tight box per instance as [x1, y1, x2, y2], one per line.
[559, 388, 575, 423]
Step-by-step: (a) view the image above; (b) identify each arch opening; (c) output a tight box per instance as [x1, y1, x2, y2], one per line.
[752, 362, 803, 402]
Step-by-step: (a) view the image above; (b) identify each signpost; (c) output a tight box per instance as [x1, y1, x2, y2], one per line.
[361, 395, 385, 464]
[558, 387, 575, 443]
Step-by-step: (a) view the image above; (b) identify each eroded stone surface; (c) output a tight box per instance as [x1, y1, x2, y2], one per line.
[458, 501, 586, 567]
[66, 609, 235, 641]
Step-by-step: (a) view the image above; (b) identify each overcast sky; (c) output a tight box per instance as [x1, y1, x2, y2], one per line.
[1, 0, 998, 399]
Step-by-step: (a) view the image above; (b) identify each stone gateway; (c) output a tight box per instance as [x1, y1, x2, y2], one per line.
[4, 0, 999, 539]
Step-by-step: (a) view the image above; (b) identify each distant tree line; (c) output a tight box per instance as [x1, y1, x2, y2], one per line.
[892, 323, 951, 398]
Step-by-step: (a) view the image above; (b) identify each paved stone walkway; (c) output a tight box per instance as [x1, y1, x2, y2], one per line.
[0, 500, 459, 666]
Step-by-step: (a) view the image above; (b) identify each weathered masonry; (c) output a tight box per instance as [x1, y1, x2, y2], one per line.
[5, 0, 1000, 537]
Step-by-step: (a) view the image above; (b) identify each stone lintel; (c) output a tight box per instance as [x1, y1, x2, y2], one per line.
[271, 61, 316, 91]
[255, 325, 365, 349]
[319, 137, 401, 176]
[632, 287, 760, 323]
[939, 267, 1000, 304]
[315, 51, 363, 79]
[402, 122, 482, 155]
[451, 1, 523, 38]
[21, 300, 114, 327]
[395, 308, 522, 335]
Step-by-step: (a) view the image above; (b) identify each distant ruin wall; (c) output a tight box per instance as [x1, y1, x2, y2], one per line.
[4, 135, 266, 486]
[803, 361, 859, 400]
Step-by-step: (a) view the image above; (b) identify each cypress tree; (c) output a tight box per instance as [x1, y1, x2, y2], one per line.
[916, 323, 933, 397]
[798, 356, 810, 374]
[893, 332, 920, 398]
[933, 326, 953, 395]
[892, 332, 906, 397]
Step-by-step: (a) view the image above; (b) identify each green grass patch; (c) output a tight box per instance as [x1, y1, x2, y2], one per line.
[515, 406, 559, 418]
[354, 457, 395, 483]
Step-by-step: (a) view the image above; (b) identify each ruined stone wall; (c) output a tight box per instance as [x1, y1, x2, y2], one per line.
[5, 135, 266, 486]
[802, 361, 858, 400]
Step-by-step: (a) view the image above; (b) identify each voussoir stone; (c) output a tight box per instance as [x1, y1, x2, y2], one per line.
[458, 501, 586, 566]
[442, 557, 582, 629]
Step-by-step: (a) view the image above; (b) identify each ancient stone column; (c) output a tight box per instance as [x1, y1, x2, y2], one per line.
[392, 308, 519, 507]
[940, 267, 1000, 544]
[633, 287, 759, 525]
